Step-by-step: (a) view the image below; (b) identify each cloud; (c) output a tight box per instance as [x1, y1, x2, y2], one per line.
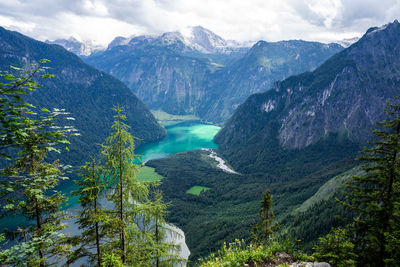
[0, 0, 399, 46]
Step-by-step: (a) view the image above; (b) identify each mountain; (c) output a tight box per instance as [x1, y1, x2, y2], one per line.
[200, 40, 343, 123]
[144, 21, 400, 260]
[336, 37, 360, 48]
[0, 26, 166, 166]
[85, 27, 342, 122]
[45, 37, 104, 56]
[215, 20, 400, 172]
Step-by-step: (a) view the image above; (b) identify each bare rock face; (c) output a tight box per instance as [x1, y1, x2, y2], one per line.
[215, 20, 400, 163]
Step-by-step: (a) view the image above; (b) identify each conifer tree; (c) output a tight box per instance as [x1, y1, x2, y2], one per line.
[68, 158, 106, 266]
[344, 96, 400, 266]
[147, 189, 183, 267]
[100, 105, 142, 264]
[251, 189, 280, 244]
[100, 106, 182, 266]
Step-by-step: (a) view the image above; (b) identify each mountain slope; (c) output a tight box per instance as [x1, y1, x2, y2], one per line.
[201, 40, 343, 123]
[215, 20, 400, 171]
[0, 26, 166, 166]
[85, 27, 342, 123]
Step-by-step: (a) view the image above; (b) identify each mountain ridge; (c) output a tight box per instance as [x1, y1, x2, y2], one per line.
[0, 26, 166, 166]
[215, 20, 400, 170]
[85, 28, 343, 123]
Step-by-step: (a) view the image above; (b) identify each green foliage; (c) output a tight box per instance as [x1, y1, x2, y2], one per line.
[343, 96, 400, 266]
[100, 105, 182, 266]
[148, 141, 357, 260]
[0, 59, 54, 160]
[251, 189, 280, 245]
[68, 158, 107, 266]
[312, 228, 356, 267]
[199, 238, 302, 267]
[186, 185, 210, 196]
[0, 63, 78, 265]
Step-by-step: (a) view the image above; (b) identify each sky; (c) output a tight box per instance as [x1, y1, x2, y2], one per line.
[0, 0, 399, 47]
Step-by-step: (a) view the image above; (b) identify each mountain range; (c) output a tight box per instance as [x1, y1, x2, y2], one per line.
[0, 26, 166, 166]
[84, 26, 343, 123]
[215, 20, 400, 169]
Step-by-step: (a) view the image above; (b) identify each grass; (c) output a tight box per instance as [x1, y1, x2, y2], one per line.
[199, 239, 312, 267]
[137, 166, 164, 182]
[186, 185, 211, 196]
[151, 109, 200, 123]
[294, 165, 363, 213]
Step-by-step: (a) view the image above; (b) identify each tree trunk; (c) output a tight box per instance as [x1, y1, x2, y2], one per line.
[35, 197, 44, 266]
[119, 129, 126, 263]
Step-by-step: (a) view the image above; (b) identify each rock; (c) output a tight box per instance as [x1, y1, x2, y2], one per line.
[290, 262, 331, 267]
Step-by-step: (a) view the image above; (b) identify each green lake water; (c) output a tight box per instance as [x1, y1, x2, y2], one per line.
[137, 120, 220, 161]
[0, 121, 220, 230]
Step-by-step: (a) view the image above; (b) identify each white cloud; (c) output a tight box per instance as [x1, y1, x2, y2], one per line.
[0, 0, 399, 46]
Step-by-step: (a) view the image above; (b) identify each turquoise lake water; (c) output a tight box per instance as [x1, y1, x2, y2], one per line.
[137, 120, 220, 161]
[0, 121, 220, 229]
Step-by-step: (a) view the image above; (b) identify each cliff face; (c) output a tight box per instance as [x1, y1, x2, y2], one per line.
[0, 27, 166, 166]
[85, 27, 342, 123]
[200, 40, 343, 123]
[215, 20, 400, 169]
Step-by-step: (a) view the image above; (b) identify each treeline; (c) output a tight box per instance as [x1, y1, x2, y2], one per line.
[0, 62, 182, 266]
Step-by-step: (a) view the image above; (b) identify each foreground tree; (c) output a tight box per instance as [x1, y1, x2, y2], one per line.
[313, 227, 356, 267]
[0, 108, 76, 265]
[146, 189, 183, 266]
[100, 106, 182, 266]
[344, 96, 400, 266]
[0, 62, 77, 265]
[68, 158, 107, 266]
[0, 60, 53, 160]
[251, 189, 280, 244]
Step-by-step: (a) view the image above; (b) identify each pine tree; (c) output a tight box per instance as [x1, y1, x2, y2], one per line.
[68, 158, 107, 266]
[313, 227, 356, 267]
[344, 96, 400, 266]
[251, 189, 280, 244]
[100, 106, 182, 266]
[100, 105, 143, 264]
[147, 189, 183, 267]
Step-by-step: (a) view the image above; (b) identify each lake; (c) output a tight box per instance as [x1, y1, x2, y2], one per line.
[0, 120, 220, 264]
[137, 120, 221, 161]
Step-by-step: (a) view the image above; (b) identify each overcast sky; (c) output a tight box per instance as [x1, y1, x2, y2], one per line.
[0, 0, 399, 47]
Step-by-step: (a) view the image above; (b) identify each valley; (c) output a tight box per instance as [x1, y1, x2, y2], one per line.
[1, 4, 400, 264]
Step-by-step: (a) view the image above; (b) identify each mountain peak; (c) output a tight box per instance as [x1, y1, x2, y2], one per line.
[46, 37, 104, 56]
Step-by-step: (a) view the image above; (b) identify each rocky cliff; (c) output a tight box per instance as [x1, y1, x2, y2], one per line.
[215, 20, 400, 170]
